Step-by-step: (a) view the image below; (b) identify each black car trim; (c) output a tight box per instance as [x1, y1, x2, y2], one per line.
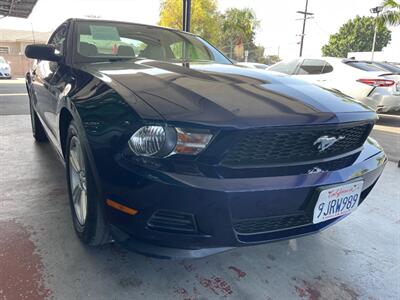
[219, 120, 374, 168]
[221, 146, 364, 169]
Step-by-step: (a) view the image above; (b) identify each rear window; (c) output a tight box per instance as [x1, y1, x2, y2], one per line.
[296, 59, 333, 75]
[169, 41, 211, 61]
[346, 62, 386, 72]
[268, 59, 299, 75]
[75, 21, 231, 64]
[78, 24, 146, 57]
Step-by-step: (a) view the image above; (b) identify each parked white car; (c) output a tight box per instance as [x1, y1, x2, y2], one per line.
[267, 57, 400, 113]
[236, 62, 270, 69]
[0, 56, 12, 79]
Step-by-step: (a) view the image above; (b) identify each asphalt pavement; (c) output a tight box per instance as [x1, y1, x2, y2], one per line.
[0, 78, 29, 115]
[0, 79, 399, 300]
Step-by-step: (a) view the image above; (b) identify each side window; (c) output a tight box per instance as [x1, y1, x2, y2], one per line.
[42, 24, 68, 82]
[296, 59, 334, 75]
[297, 59, 326, 75]
[48, 24, 68, 55]
[268, 59, 299, 75]
[322, 63, 333, 74]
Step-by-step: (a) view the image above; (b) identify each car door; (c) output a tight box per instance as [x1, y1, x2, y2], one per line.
[31, 22, 70, 139]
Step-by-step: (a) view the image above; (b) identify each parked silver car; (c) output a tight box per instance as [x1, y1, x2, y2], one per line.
[0, 56, 12, 79]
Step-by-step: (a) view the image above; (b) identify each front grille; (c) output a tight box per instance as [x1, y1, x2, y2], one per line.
[221, 123, 372, 167]
[217, 152, 359, 178]
[233, 214, 312, 234]
[147, 209, 197, 233]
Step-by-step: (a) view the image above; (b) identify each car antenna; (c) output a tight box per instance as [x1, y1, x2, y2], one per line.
[30, 21, 36, 44]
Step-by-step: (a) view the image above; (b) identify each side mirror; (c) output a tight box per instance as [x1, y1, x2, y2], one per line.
[25, 44, 61, 62]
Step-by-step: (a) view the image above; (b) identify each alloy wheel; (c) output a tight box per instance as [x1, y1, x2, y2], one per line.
[68, 136, 88, 225]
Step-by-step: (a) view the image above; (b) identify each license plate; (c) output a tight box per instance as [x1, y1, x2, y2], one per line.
[313, 181, 363, 224]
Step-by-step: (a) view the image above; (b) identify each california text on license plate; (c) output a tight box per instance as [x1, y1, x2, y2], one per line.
[313, 181, 364, 224]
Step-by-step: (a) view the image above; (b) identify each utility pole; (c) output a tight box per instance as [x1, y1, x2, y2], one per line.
[182, 0, 191, 32]
[370, 5, 383, 61]
[182, 0, 192, 67]
[296, 0, 313, 57]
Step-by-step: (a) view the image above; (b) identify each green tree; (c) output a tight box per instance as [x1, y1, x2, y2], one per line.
[321, 16, 391, 57]
[220, 8, 259, 58]
[377, 0, 400, 26]
[158, 0, 221, 45]
[250, 45, 266, 63]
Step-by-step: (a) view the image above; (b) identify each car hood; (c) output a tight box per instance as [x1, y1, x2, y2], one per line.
[0, 63, 10, 68]
[79, 60, 375, 128]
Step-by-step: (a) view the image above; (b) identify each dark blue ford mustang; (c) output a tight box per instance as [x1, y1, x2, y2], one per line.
[25, 19, 386, 258]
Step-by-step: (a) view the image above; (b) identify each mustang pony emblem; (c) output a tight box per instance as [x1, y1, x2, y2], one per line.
[313, 135, 345, 152]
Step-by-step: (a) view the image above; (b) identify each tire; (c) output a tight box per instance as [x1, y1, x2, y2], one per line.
[29, 94, 48, 143]
[65, 120, 110, 246]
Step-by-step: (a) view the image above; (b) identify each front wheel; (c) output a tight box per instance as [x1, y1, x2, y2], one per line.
[65, 120, 110, 246]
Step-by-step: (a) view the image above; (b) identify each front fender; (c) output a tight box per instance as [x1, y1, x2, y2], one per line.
[62, 70, 156, 198]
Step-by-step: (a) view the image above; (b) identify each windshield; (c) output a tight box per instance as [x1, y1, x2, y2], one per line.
[268, 59, 299, 75]
[0, 57, 6, 64]
[74, 21, 231, 64]
[374, 62, 400, 73]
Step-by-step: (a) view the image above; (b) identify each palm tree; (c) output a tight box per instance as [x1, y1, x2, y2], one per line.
[377, 0, 400, 26]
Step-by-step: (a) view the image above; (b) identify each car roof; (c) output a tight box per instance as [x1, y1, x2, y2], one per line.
[68, 18, 198, 37]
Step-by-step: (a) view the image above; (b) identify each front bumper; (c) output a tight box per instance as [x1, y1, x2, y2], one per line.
[0, 71, 11, 78]
[103, 140, 386, 258]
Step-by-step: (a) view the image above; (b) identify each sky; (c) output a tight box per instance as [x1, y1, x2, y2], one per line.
[0, 0, 399, 59]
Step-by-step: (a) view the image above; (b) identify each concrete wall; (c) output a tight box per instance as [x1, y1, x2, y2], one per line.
[0, 41, 22, 55]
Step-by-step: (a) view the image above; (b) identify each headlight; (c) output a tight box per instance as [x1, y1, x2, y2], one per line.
[128, 126, 213, 157]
